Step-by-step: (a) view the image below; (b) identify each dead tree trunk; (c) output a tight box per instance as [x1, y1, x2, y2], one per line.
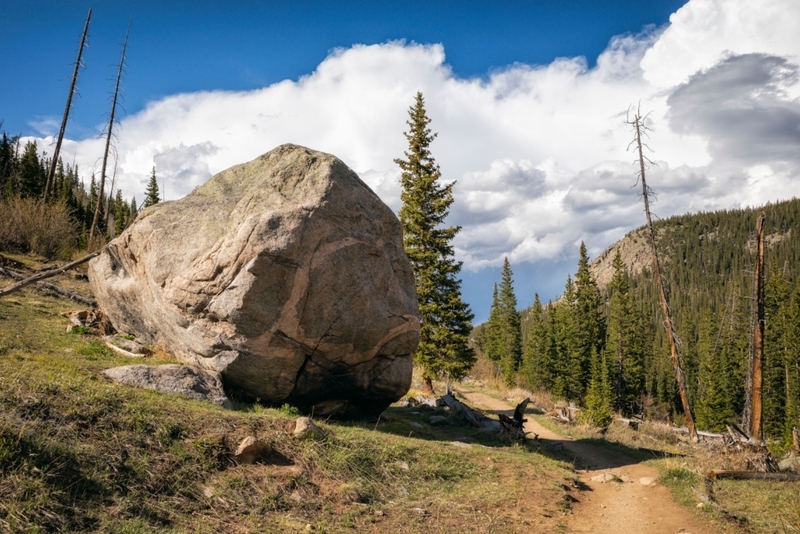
[745, 212, 766, 441]
[89, 21, 129, 242]
[0, 250, 101, 299]
[44, 9, 91, 204]
[628, 107, 698, 442]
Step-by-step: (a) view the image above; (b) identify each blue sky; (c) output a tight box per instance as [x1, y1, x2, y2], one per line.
[3, 0, 800, 322]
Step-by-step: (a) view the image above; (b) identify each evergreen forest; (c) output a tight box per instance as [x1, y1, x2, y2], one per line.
[479, 198, 800, 446]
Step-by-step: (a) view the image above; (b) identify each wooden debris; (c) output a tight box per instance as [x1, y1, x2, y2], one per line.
[709, 470, 800, 482]
[437, 394, 530, 442]
[0, 250, 101, 301]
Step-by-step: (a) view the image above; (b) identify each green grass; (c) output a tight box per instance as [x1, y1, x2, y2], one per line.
[0, 286, 575, 533]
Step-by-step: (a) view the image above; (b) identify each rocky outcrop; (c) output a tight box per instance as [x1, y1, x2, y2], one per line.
[89, 144, 419, 418]
[104, 364, 232, 408]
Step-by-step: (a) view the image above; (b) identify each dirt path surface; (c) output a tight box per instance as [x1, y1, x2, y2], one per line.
[456, 389, 720, 534]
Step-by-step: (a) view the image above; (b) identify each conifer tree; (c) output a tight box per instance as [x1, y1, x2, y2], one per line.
[144, 167, 161, 208]
[395, 91, 475, 395]
[551, 277, 579, 400]
[574, 242, 604, 399]
[583, 347, 613, 426]
[485, 258, 522, 386]
[605, 251, 645, 414]
[763, 268, 790, 438]
[18, 141, 45, 198]
[521, 293, 552, 391]
[114, 190, 126, 237]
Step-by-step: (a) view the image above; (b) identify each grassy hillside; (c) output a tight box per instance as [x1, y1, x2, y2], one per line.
[0, 264, 575, 533]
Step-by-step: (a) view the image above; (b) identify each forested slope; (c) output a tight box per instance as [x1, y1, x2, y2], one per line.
[482, 198, 800, 444]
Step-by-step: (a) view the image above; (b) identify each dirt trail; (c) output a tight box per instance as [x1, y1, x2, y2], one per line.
[456, 389, 719, 534]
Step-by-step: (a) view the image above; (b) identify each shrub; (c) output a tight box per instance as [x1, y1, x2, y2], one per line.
[0, 196, 78, 259]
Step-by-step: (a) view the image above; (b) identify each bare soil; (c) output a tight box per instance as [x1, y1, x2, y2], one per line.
[457, 389, 722, 534]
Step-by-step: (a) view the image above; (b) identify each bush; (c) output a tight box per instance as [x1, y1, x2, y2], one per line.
[0, 196, 78, 259]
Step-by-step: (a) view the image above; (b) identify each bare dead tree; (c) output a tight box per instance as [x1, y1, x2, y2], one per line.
[105, 155, 118, 230]
[44, 9, 91, 204]
[627, 105, 698, 441]
[89, 20, 130, 242]
[744, 212, 766, 441]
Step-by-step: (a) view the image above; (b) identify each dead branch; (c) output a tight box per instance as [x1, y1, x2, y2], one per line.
[709, 470, 800, 482]
[0, 250, 101, 300]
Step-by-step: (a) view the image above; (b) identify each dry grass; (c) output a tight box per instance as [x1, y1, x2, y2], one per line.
[0, 197, 78, 259]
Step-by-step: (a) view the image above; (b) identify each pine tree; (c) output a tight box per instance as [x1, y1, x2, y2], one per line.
[583, 347, 613, 426]
[18, 141, 45, 198]
[574, 243, 604, 395]
[143, 167, 160, 208]
[763, 268, 790, 439]
[114, 189, 126, 237]
[551, 277, 579, 400]
[521, 293, 552, 391]
[605, 251, 645, 414]
[484, 258, 522, 386]
[395, 92, 475, 395]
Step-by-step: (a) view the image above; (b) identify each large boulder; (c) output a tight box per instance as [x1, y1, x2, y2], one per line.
[89, 144, 420, 418]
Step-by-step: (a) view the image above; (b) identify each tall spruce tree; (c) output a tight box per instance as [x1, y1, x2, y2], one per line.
[574, 242, 604, 399]
[521, 293, 552, 391]
[395, 91, 475, 395]
[604, 251, 645, 414]
[485, 258, 523, 386]
[143, 167, 161, 208]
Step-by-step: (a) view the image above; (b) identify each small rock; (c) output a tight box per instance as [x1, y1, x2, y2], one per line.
[201, 485, 214, 498]
[412, 507, 429, 516]
[546, 441, 564, 452]
[697, 503, 705, 508]
[639, 477, 656, 486]
[293, 417, 326, 440]
[289, 491, 303, 502]
[618, 475, 632, 483]
[450, 441, 472, 448]
[375, 510, 384, 517]
[429, 415, 447, 425]
[409, 422, 423, 430]
[397, 486, 409, 497]
[234, 436, 271, 464]
[591, 473, 617, 483]
[396, 461, 410, 471]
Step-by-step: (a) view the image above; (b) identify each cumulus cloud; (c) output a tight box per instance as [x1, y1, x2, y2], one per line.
[27, 0, 800, 313]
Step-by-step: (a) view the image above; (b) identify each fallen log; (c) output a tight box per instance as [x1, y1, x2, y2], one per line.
[0, 250, 101, 300]
[438, 394, 500, 432]
[709, 470, 800, 482]
[437, 394, 530, 441]
[0, 266, 96, 306]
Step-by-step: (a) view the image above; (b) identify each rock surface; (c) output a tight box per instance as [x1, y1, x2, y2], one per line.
[293, 417, 326, 440]
[234, 436, 272, 464]
[104, 364, 232, 408]
[89, 144, 419, 418]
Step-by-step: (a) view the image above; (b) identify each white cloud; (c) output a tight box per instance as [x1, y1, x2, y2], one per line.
[26, 0, 800, 309]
